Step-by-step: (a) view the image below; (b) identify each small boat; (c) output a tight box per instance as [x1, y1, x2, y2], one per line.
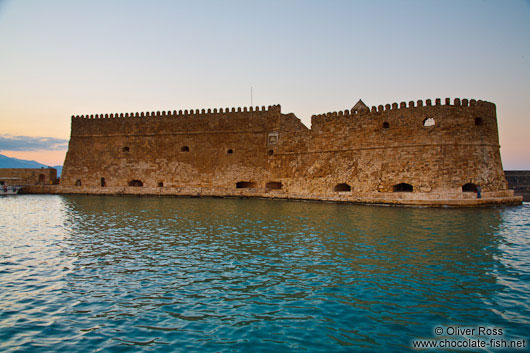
[0, 183, 20, 195]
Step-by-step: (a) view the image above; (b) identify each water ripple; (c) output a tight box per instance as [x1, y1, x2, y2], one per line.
[0, 196, 529, 352]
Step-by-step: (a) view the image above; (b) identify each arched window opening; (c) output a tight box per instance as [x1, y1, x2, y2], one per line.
[266, 181, 282, 190]
[128, 180, 143, 187]
[75, 180, 82, 186]
[158, 182, 164, 187]
[382, 122, 389, 129]
[236, 181, 256, 189]
[475, 117, 483, 126]
[423, 118, 435, 127]
[462, 183, 478, 192]
[227, 149, 233, 154]
[100, 177, 106, 187]
[268, 149, 274, 156]
[122, 146, 130, 152]
[38, 174, 45, 184]
[334, 183, 351, 192]
[393, 183, 413, 192]
[181, 146, 190, 152]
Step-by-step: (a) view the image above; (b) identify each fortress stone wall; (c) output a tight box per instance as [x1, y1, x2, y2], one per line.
[59, 98, 522, 206]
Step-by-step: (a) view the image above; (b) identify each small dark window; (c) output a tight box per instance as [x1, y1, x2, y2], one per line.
[268, 149, 274, 155]
[38, 174, 45, 184]
[266, 181, 282, 190]
[475, 118, 483, 126]
[227, 149, 233, 154]
[334, 183, 351, 192]
[75, 179, 82, 186]
[423, 118, 435, 127]
[393, 183, 413, 192]
[122, 146, 130, 152]
[181, 146, 189, 152]
[158, 182, 164, 187]
[236, 181, 256, 189]
[462, 183, 478, 192]
[128, 180, 143, 187]
[100, 177, 106, 187]
[382, 122, 389, 129]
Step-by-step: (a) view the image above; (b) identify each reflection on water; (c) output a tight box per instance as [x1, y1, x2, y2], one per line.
[0, 195, 529, 352]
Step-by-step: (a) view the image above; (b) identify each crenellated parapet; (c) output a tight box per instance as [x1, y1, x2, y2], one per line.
[71, 104, 282, 120]
[310, 98, 495, 127]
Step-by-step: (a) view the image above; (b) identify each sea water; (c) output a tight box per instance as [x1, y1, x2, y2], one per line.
[0, 195, 528, 352]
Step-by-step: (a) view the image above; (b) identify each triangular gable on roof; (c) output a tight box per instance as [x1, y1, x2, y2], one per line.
[352, 99, 369, 113]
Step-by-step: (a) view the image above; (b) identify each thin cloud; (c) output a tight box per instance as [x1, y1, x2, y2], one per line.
[0, 134, 68, 151]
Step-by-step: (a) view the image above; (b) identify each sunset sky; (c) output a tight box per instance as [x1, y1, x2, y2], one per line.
[0, 0, 529, 168]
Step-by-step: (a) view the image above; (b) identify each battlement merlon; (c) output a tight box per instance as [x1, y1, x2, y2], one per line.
[310, 97, 496, 128]
[67, 104, 312, 137]
[71, 104, 282, 121]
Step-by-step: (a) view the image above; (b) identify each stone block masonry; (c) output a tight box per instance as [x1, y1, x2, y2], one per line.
[57, 99, 521, 207]
[0, 168, 57, 186]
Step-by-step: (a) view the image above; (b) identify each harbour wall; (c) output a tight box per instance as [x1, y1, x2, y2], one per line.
[0, 168, 58, 186]
[505, 171, 530, 202]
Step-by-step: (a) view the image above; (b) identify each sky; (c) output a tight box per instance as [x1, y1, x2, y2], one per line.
[0, 0, 529, 168]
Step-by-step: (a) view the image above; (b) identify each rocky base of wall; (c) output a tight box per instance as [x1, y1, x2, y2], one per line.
[20, 185, 523, 207]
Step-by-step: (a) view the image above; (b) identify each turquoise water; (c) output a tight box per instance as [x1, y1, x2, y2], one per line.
[0, 195, 529, 352]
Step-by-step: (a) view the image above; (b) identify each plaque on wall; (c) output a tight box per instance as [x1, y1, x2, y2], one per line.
[267, 132, 279, 146]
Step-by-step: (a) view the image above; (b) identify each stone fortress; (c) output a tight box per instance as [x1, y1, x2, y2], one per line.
[59, 97, 522, 206]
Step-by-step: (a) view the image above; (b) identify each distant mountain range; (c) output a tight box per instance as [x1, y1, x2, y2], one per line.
[0, 154, 62, 176]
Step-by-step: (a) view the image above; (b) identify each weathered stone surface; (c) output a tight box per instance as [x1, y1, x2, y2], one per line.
[58, 100, 522, 206]
[0, 168, 57, 186]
